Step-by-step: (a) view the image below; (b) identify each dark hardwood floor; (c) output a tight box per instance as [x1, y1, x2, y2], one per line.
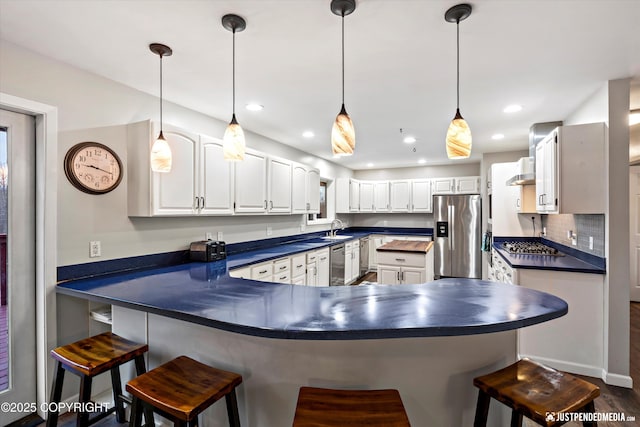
[15, 302, 640, 427]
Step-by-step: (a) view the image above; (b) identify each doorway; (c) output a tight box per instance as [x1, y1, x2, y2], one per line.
[631, 166, 640, 302]
[0, 109, 37, 424]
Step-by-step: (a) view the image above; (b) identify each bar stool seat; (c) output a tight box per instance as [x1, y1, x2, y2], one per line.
[473, 358, 600, 427]
[126, 355, 242, 427]
[47, 332, 149, 427]
[292, 386, 410, 426]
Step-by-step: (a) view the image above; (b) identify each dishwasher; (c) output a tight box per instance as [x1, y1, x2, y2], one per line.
[330, 244, 345, 286]
[359, 237, 369, 277]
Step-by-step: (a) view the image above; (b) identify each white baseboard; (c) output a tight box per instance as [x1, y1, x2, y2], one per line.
[603, 371, 634, 388]
[519, 354, 634, 389]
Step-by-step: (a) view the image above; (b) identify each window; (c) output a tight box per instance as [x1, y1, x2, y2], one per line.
[307, 178, 335, 225]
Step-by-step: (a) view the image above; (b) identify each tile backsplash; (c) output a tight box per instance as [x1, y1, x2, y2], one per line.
[541, 214, 605, 257]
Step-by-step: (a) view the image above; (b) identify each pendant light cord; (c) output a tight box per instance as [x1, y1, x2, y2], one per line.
[341, 12, 345, 106]
[159, 53, 164, 133]
[232, 28, 236, 116]
[456, 19, 460, 110]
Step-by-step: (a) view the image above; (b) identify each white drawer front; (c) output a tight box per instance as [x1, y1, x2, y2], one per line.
[251, 262, 273, 280]
[291, 254, 306, 277]
[377, 251, 426, 268]
[273, 258, 290, 274]
[274, 271, 291, 284]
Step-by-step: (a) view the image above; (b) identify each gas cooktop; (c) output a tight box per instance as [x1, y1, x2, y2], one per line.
[501, 241, 563, 256]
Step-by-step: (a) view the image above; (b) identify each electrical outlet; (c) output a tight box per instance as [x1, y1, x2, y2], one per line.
[90, 241, 101, 258]
[589, 236, 594, 250]
[205, 232, 213, 240]
[266, 226, 273, 236]
[542, 227, 547, 236]
[300, 223, 306, 232]
[571, 233, 577, 246]
[567, 230, 573, 239]
[217, 231, 224, 241]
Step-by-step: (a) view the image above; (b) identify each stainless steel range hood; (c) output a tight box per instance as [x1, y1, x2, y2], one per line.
[506, 121, 562, 186]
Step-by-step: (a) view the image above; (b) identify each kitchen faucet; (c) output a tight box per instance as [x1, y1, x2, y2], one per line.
[330, 219, 345, 237]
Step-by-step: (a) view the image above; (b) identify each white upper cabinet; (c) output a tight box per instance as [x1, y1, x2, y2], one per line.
[235, 148, 268, 213]
[373, 181, 390, 212]
[390, 180, 411, 212]
[411, 179, 432, 212]
[535, 123, 606, 214]
[359, 181, 375, 212]
[199, 135, 234, 215]
[307, 168, 320, 214]
[292, 163, 320, 214]
[336, 178, 360, 213]
[127, 120, 206, 216]
[432, 177, 479, 194]
[291, 163, 308, 214]
[267, 156, 292, 213]
[432, 178, 455, 194]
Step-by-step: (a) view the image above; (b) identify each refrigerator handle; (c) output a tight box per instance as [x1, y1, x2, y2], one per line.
[450, 204, 455, 251]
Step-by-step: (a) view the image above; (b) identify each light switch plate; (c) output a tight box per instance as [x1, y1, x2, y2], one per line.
[217, 231, 224, 241]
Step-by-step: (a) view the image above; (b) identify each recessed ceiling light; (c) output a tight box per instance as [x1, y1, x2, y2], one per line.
[366, 163, 374, 168]
[418, 159, 427, 164]
[403, 136, 417, 144]
[492, 133, 505, 140]
[302, 131, 315, 138]
[246, 103, 263, 111]
[503, 104, 522, 113]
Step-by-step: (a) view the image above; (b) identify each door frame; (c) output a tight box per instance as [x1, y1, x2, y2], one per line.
[0, 93, 57, 419]
[631, 165, 640, 301]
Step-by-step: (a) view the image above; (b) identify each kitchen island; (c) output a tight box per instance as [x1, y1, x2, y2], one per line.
[57, 261, 567, 426]
[376, 240, 434, 284]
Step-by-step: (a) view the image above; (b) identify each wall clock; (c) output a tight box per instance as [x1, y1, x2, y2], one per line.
[64, 142, 123, 194]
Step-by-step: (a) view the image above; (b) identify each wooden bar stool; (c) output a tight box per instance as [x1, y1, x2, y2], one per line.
[292, 386, 411, 426]
[126, 355, 243, 427]
[473, 358, 600, 427]
[46, 332, 151, 427]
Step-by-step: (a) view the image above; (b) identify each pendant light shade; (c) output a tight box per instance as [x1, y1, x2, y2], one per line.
[331, 0, 356, 156]
[222, 14, 247, 161]
[149, 43, 173, 172]
[445, 4, 472, 159]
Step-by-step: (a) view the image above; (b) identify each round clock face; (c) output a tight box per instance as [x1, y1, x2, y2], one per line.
[64, 142, 123, 194]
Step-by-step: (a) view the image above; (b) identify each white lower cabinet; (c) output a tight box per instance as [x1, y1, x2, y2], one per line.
[291, 254, 306, 284]
[376, 249, 433, 284]
[272, 257, 291, 284]
[316, 249, 330, 287]
[250, 261, 273, 282]
[344, 240, 360, 284]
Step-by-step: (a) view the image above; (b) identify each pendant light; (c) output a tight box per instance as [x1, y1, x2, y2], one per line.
[445, 4, 472, 159]
[330, 0, 356, 156]
[149, 43, 173, 172]
[222, 14, 247, 161]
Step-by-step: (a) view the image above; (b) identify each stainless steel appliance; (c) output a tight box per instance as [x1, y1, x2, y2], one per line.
[330, 244, 345, 286]
[433, 194, 481, 279]
[501, 241, 563, 256]
[359, 237, 369, 276]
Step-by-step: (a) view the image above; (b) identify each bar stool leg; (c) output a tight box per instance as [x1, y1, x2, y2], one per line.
[473, 390, 491, 427]
[582, 401, 597, 427]
[128, 396, 142, 427]
[110, 366, 126, 422]
[77, 375, 93, 427]
[510, 410, 523, 427]
[225, 388, 241, 427]
[134, 354, 155, 426]
[46, 360, 65, 427]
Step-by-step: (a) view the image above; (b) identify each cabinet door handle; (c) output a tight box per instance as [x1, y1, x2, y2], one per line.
[516, 198, 520, 208]
[395, 258, 405, 262]
[200, 197, 205, 209]
[296, 264, 304, 268]
[270, 200, 273, 210]
[194, 197, 199, 210]
[279, 275, 287, 280]
[400, 271, 404, 282]
[264, 200, 268, 210]
[397, 271, 400, 281]
[279, 265, 287, 270]
[320, 257, 327, 261]
[259, 269, 268, 274]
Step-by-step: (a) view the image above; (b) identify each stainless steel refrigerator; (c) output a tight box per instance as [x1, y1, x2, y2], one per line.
[433, 194, 482, 279]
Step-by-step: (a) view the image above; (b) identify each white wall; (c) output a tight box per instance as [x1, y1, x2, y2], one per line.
[564, 79, 632, 386]
[1, 41, 355, 266]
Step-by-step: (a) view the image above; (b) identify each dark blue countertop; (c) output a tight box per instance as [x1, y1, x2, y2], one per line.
[57, 260, 568, 340]
[492, 240, 606, 274]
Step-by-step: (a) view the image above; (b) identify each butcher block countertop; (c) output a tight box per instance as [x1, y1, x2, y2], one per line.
[377, 240, 434, 253]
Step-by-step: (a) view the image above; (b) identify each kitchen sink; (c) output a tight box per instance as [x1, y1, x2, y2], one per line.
[321, 235, 353, 241]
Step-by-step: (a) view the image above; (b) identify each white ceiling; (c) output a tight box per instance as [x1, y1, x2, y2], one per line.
[1, 0, 639, 170]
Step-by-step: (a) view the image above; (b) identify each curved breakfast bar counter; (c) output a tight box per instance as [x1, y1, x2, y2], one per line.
[57, 258, 567, 426]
